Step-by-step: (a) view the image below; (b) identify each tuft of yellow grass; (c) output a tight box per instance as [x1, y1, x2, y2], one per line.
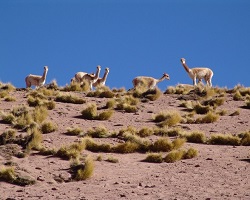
[153, 110, 182, 127]
[74, 156, 94, 181]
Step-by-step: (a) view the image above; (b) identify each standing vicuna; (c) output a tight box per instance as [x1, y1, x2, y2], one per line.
[180, 58, 213, 87]
[93, 67, 109, 88]
[74, 65, 101, 90]
[25, 66, 48, 89]
[132, 73, 170, 90]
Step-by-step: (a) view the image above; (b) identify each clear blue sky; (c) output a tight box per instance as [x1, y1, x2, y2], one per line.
[0, 0, 249, 90]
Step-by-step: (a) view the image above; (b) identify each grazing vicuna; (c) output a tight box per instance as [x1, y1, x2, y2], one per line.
[25, 66, 48, 89]
[74, 65, 101, 90]
[180, 58, 213, 87]
[93, 67, 109, 88]
[132, 73, 170, 90]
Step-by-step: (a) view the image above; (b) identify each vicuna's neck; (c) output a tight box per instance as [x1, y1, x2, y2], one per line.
[102, 70, 109, 80]
[42, 69, 48, 81]
[157, 75, 166, 83]
[182, 62, 190, 73]
[94, 68, 101, 79]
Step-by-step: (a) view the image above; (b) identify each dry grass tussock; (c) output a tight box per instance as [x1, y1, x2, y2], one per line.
[153, 110, 182, 127]
[81, 103, 113, 120]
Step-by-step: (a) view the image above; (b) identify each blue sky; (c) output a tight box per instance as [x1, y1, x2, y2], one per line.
[0, 0, 249, 90]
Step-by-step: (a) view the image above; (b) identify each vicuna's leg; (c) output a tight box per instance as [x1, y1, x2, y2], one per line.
[25, 77, 31, 88]
[193, 77, 197, 86]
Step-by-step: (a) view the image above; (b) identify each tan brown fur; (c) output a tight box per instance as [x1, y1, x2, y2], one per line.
[25, 66, 48, 89]
[132, 73, 170, 89]
[180, 58, 213, 87]
[74, 65, 101, 90]
[93, 67, 109, 87]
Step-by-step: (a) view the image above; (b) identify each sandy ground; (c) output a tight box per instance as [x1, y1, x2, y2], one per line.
[0, 88, 249, 200]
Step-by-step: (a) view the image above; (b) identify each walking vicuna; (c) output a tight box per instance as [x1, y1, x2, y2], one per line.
[132, 73, 170, 90]
[180, 58, 213, 87]
[74, 65, 101, 90]
[25, 66, 48, 89]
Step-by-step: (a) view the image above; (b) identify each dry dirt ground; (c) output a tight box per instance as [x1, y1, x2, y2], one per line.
[0, 88, 249, 200]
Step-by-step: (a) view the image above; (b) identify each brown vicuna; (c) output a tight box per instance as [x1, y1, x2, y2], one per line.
[132, 73, 170, 90]
[74, 65, 101, 90]
[180, 58, 213, 87]
[93, 67, 109, 88]
[25, 66, 48, 89]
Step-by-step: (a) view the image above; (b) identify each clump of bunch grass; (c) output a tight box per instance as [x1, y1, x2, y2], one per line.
[26, 127, 43, 153]
[116, 95, 139, 113]
[0, 90, 9, 98]
[113, 141, 140, 153]
[1, 112, 16, 124]
[38, 147, 57, 156]
[4, 95, 16, 102]
[164, 85, 193, 95]
[239, 131, 250, 146]
[164, 147, 198, 163]
[0, 82, 15, 92]
[81, 103, 97, 119]
[13, 112, 33, 130]
[151, 137, 185, 152]
[0, 129, 16, 145]
[180, 131, 206, 144]
[180, 101, 212, 114]
[72, 156, 94, 181]
[135, 87, 162, 101]
[153, 110, 182, 127]
[86, 125, 112, 138]
[0, 166, 35, 186]
[45, 80, 60, 91]
[153, 127, 183, 137]
[164, 150, 185, 163]
[233, 91, 243, 101]
[183, 148, 198, 159]
[216, 109, 227, 116]
[148, 137, 173, 152]
[208, 133, 241, 146]
[27, 96, 55, 110]
[245, 100, 250, 109]
[65, 126, 83, 136]
[81, 103, 113, 120]
[40, 121, 58, 134]
[106, 156, 119, 163]
[193, 102, 212, 114]
[87, 86, 115, 98]
[104, 99, 116, 109]
[143, 153, 163, 163]
[56, 141, 85, 160]
[62, 81, 89, 92]
[137, 127, 154, 137]
[196, 111, 220, 123]
[203, 97, 225, 108]
[83, 137, 112, 153]
[32, 106, 48, 124]
[229, 110, 240, 116]
[27, 90, 56, 109]
[55, 93, 85, 104]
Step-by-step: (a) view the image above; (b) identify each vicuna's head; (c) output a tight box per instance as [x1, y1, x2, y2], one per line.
[180, 58, 186, 64]
[44, 66, 49, 71]
[97, 65, 101, 70]
[162, 73, 170, 80]
[71, 77, 76, 83]
[105, 68, 110, 73]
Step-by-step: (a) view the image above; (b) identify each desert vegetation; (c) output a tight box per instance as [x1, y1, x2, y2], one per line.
[0, 80, 249, 199]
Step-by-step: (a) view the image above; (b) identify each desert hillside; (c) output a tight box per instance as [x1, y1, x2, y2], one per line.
[0, 83, 249, 200]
